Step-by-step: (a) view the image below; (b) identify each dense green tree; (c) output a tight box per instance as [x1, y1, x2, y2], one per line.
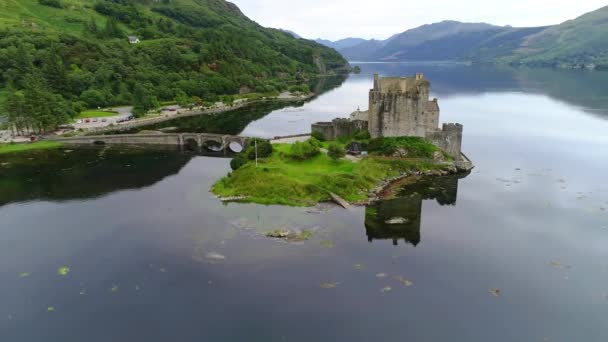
[103, 18, 123, 38]
[328, 143, 346, 160]
[42, 45, 69, 94]
[174, 89, 191, 108]
[132, 84, 158, 117]
[287, 138, 321, 160]
[6, 90, 29, 134]
[85, 17, 99, 36]
[21, 73, 72, 132]
[80, 89, 106, 108]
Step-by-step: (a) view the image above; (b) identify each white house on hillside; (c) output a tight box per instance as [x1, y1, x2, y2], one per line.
[128, 36, 140, 44]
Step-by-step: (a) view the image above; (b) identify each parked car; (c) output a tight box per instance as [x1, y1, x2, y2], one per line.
[76, 120, 83, 124]
[101, 119, 107, 123]
[92, 118, 98, 123]
[85, 119, 91, 123]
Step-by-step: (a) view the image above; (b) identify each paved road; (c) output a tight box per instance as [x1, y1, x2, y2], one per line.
[0, 130, 29, 143]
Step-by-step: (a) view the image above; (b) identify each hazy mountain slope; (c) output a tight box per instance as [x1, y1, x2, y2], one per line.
[315, 37, 369, 50]
[468, 26, 549, 63]
[338, 40, 384, 61]
[332, 6, 608, 68]
[340, 21, 506, 61]
[505, 6, 608, 67]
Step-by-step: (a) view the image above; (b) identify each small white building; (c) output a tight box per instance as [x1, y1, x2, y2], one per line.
[128, 36, 140, 44]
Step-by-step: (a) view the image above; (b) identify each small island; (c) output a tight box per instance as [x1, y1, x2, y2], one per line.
[212, 73, 474, 207]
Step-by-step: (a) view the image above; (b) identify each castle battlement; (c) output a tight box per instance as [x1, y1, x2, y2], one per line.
[372, 73, 430, 94]
[442, 123, 463, 131]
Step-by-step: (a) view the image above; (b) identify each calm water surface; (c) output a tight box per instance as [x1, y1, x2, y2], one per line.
[1, 64, 607, 341]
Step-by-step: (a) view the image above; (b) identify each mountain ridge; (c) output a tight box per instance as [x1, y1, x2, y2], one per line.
[317, 6, 608, 69]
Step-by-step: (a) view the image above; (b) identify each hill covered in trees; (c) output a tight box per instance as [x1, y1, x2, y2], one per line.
[0, 0, 348, 133]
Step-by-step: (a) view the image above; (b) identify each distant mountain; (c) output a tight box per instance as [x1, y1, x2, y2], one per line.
[339, 21, 510, 61]
[487, 5, 608, 68]
[315, 38, 370, 50]
[326, 6, 608, 69]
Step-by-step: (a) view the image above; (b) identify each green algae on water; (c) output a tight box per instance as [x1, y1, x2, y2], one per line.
[57, 267, 70, 276]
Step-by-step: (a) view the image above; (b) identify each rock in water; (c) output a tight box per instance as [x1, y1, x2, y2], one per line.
[266, 230, 290, 238]
[205, 252, 226, 261]
[385, 217, 409, 224]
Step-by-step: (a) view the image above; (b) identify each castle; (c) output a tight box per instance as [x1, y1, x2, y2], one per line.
[312, 73, 465, 159]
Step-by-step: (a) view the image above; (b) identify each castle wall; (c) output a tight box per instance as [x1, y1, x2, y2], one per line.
[423, 100, 440, 132]
[311, 122, 335, 141]
[311, 119, 368, 141]
[368, 91, 428, 138]
[333, 119, 367, 138]
[315, 74, 465, 161]
[427, 123, 463, 159]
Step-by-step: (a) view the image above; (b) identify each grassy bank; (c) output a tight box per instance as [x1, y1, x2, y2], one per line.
[212, 143, 443, 207]
[76, 110, 118, 119]
[0, 141, 63, 155]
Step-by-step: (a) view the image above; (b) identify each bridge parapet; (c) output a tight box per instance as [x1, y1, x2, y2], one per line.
[50, 133, 251, 154]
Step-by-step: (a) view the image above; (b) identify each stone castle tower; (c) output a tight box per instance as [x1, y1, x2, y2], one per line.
[368, 73, 440, 138]
[312, 73, 468, 161]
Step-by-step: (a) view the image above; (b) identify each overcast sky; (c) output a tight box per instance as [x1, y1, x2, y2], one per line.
[231, 0, 607, 40]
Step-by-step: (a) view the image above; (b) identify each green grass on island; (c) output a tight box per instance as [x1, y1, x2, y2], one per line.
[0, 141, 63, 155]
[212, 138, 448, 207]
[76, 110, 118, 119]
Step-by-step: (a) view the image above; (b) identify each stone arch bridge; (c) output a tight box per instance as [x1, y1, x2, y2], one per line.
[50, 133, 251, 153]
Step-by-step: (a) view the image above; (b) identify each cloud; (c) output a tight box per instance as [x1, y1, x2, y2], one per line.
[231, 0, 607, 40]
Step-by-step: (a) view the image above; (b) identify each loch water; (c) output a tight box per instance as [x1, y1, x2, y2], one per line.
[1, 63, 607, 341]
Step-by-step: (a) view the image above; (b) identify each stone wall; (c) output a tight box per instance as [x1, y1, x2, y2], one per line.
[368, 92, 429, 138]
[53, 134, 182, 146]
[50, 133, 250, 153]
[311, 118, 368, 141]
[368, 74, 438, 139]
[427, 123, 463, 159]
[311, 122, 336, 141]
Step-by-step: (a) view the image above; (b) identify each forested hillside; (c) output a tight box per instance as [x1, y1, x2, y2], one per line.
[488, 5, 608, 67]
[0, 0, 347, 133]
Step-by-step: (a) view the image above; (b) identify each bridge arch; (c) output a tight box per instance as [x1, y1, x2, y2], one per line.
[201, 136, 224, 152]
[224, 136, 247, 153]
[184, 138, 199, 152]
[181, 134, 200, 152]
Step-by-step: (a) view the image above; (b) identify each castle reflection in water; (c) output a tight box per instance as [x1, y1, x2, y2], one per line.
[364, 175, 465, 247]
